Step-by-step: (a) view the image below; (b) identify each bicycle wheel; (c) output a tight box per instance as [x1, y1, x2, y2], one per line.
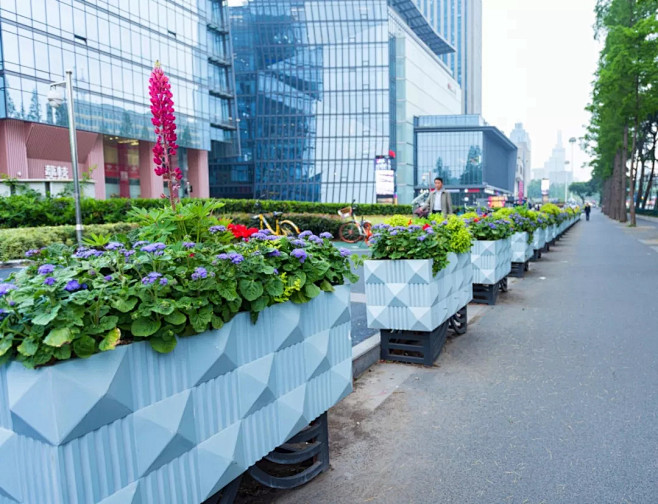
[279, 220, 300, 236]
[339, 222, 362, 243]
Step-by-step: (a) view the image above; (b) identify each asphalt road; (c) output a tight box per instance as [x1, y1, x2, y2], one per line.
[266, 211, 658, 504]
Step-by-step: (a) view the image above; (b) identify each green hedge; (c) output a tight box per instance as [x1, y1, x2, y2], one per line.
[0, 195, 412, 228]
[0, 223, 137, 261]
[637, 208, 658, 217]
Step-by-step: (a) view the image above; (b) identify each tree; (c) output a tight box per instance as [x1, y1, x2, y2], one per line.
[569, 180, 597, 203]
[460, 145, 483, 185]
[526, 179, 543, 200]
[27, 89, 42, 122]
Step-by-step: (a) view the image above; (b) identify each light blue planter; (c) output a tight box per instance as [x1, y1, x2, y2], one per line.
[511, 232, 533, 263]
[471, 238, 512, 285]
[0, 287, 352, 504]
[532, 228, 546, 250]
[364, 253, 473, 332]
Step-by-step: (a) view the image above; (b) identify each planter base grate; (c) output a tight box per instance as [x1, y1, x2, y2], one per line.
[510, 261, 529, 278]
[380, 320, 449, 366]
[472, 277, 508, 305]
[531, 249, 542, 261]
[448, 305, 468, 336]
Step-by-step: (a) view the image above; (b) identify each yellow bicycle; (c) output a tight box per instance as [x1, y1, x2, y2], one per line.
[252, 203, 300, 236]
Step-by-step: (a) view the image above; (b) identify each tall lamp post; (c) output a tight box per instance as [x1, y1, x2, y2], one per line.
[48, 70, 83, 246]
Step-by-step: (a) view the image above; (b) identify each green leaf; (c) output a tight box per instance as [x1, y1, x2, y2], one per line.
[265, 277, 284, 297]
[131, 317, 161, 337]
[251, 295, 269, 312]
[152, 299, 175, 315]
[0, 338, 12, 357]
[31, 305, 61, 326]
[73, 335, 96, 358]
[149, 336, 178, 353]
[290, 291, 310, 304]
[319, 279, 335, 292]
[289, 271, 307, 288]
[87, 316, 119, 334]
[44, 327, 73, 347]
[189, 306, 213, 333]
[17, 338, 38, 357]
[211, 315, 224, 330]
[217, 282, 239, 301]
[99, 328, 121, 352]
[304, 283, 322, 299]
[53, 345, 72, 360]
[239, 279, 264, 301]
[164, 310, 187, 325]
[112, 297, 139, 313]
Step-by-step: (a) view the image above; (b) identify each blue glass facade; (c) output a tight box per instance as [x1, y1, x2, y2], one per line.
[212, 0, 454, 203]
[415, 115, 516, 197]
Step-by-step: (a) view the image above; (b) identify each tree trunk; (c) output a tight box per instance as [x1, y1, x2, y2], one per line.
[636, 159, 646, 210]
[641, 132, 657, 210]
[629, 126, 637, 227]
[620, 127, 628, 223]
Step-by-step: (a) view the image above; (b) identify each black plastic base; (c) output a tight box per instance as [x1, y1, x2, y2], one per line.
[448, 305, 468, 336]
[510, 261, 529, 278]
[531, 249, 542, 261]
[204, 413, 331, 504]
[472, 277, 508, 305]
[380, 320, 449, 366]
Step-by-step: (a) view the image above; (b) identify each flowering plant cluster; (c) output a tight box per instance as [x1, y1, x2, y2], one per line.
[461, 212, 516, 241]
[0, 231, 359, 368]
[491, 208, 538, 243]
[370, 216, 473, 275]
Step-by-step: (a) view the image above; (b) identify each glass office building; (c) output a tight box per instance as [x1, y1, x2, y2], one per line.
[415, 115, 516, 206]
[213, 0, 456, 203]
[0, 0, 237, 199]
[413, 0, 481, 114]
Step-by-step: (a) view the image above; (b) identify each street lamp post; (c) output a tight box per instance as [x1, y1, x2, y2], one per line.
[48, 70, 83, 246]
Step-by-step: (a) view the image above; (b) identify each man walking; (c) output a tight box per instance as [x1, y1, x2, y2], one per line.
[423, 177, 453, 217]
[584, 202, 591, 221]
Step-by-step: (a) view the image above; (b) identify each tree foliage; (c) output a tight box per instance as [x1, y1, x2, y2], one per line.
[586, 0, 658, 223]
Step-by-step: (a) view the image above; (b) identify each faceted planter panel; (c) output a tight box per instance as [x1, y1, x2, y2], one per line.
[532, 228, 546, 250]
[511, 232, 533, 263]
[0, 287, 352, 504]
[364, 253, 473, 332]
[471, 238, 512, 285]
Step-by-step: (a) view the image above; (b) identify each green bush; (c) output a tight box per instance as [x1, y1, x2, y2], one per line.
[0, 195, 412, 228]
[0, 223, 137, 261]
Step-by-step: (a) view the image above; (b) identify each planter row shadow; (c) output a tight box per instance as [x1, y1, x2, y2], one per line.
[0, 217, 579, 504]
[364, 217, 581, 366]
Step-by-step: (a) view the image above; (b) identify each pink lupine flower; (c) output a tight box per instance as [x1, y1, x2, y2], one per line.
[149, 61, 183, 210]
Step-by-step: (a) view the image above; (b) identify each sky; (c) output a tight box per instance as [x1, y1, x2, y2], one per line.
[481, 0, 601, 182]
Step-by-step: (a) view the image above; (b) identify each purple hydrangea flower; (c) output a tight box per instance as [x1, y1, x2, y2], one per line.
[141, 272, 162, 285]
[133, 241, 149, 248]
[104, 275, 113, 281]
[154, 251, 164, 256]
[209, 225, 226, 234]
[267, 249, 281, 257]
[0, 283, 16, 297]
[191, 267, 208, 280]
[37, 264, 56, 275]
[73, 248, 104, 259]
[308, 236, 323, 245]
[291, 248, 308, 263]
[25, 249, 41, 257]
[339, 248, 351, 258]
[252, 251, 261, 256]
[216, 253, 229, 260]
[183, 242, 195, 249]
[390, 230, 399, 236]
[106, 242, 124, 250]
[273, 268, 279, 274]
[43, 276, 56, 286]
[291, 239, 306, 247]
[141, 242, 166, 253]
[8, 300, 16, 306]
[319, 232, 333, 239]
[298, 230, 313, 239]
[64, 280, 82, 292]
[417, 234, 427, 242]
[408, 225, 421, 231]
[159, 277, 169, 286]
[488, 223, 497, 229]
[251, 232, 269, 240]
[123, 250, 136, 259]
[228, 253, 244, 264]
[425, 228, 434, 234]
[260, 229, 273, 236]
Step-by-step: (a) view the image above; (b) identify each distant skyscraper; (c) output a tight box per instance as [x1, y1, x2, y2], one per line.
[510, 123, 531, 198]
[533, 132, 571, 189]
[414, 0, 482, 114]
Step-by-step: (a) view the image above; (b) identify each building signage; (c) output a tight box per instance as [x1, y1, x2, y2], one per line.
[374, 156, 394, 196]
[44, 165, 69, 181]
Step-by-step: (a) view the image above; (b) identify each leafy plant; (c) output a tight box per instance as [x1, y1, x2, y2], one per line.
[462, 214, 515, 241]
[0, 230, 360, 368]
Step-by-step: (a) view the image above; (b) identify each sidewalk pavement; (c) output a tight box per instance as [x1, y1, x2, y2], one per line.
[260, 213, 658, 504]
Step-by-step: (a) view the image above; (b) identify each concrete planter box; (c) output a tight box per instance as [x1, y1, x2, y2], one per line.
[364, 253, 473, 332]
[0, 287, 352, 504]
[471, 238, 512, 285]
[511, 232, 533, 263]
[532, 228, 546, 250]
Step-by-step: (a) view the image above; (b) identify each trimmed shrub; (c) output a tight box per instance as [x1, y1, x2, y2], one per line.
[0, 223, 137, 261]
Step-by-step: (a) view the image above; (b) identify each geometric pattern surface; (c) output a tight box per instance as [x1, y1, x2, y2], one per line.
[0, 286, 352, 504]
[471, 238, 512, 285]
[511, 232, 534, 263]
[532, 227, 546, 251]
[365, 253, 473, 331]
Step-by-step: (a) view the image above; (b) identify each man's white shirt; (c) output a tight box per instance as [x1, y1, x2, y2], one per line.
[433, 191, 443, 212]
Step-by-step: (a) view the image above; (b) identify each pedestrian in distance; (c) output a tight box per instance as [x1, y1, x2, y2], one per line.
[421, 177, 453, 217]
[584, 202, 591, 221]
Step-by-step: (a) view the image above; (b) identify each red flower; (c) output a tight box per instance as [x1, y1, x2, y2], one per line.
[407, 219, 412, 226]
[228, 223, 258, 240]
[473, 217, 480, 223]
[189, 253, 195, 258]
[422, 223, 431, 230]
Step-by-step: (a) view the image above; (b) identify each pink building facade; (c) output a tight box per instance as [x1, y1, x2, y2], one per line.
[0, 119, 210, 199]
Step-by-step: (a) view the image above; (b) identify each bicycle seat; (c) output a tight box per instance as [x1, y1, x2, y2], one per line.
[272, 211, 282, 217]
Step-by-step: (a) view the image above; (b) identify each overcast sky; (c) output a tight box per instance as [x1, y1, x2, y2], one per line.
[481, 0, 601, 182]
